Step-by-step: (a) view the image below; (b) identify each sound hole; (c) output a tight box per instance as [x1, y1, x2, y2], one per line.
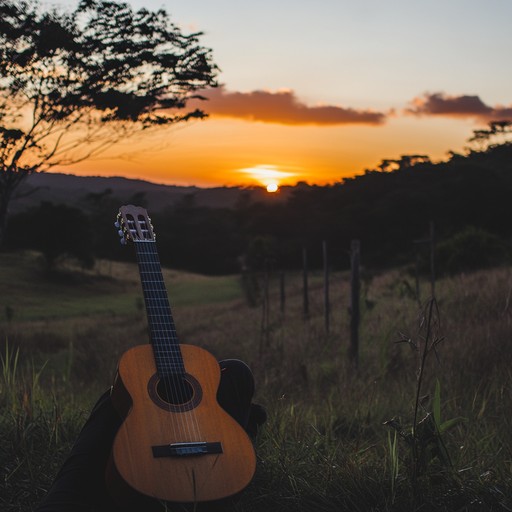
[156, 374, 194, 405]
[148, 372, 202, 412]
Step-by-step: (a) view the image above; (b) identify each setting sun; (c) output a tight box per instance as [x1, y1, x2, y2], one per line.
[237, 165, 297, 188]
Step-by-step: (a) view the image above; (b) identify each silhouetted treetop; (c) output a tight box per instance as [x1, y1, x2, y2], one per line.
[0, 0, 218, 243]
[467, 120, 512, 150]
[2, 0, 217, 130]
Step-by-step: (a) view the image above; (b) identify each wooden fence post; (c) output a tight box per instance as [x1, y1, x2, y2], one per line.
[414, 245, 421, 306]
[303, 246, 309, 320]
[280, 271, 285, 315]
[349, 240, 360, 368]
[323, 240, 330, 332]
[259, 262, 270, 358]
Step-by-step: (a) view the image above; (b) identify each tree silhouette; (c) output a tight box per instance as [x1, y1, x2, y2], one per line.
[467, 120, 512, 150]
[8, 202, 95, 271]
[0, 0, 218, 243]
[376, 154, 431, 172]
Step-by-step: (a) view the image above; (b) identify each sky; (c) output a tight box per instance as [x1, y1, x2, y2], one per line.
[41, 0, 512, 189]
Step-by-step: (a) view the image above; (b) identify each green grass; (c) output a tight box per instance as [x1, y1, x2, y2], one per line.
[0, 252, 243, 321]
[1, 251, 512, 511]
[165, 272, 244, 306]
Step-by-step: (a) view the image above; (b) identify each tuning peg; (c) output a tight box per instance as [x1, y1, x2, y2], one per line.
[118, 230, 124, 237]
[120, 238, 127, 245]
[114, 221, 120, 228]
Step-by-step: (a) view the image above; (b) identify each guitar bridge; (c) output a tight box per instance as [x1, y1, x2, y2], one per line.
[152, 441, 223, 458]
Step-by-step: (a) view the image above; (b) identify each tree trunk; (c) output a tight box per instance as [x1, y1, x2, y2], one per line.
[0, 167, 33, 246]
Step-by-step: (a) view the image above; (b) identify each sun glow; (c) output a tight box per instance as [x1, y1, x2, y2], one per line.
[237, 164, 296, 189]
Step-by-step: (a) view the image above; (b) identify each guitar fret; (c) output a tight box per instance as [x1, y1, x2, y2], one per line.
[132, 235, 183, 376]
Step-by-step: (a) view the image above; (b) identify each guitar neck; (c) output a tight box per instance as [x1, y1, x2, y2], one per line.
[134, 240, 185, 377]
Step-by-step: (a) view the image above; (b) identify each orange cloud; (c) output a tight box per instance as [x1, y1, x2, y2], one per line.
[407, 92, 512, 122]
[194, 86, 387, 126]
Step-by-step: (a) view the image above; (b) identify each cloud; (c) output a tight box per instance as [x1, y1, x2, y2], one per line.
[194, 86, 387, 126]
[406, 92, 512, 122]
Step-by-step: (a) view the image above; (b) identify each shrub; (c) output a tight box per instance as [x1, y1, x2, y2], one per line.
[436, 226, 510, 274]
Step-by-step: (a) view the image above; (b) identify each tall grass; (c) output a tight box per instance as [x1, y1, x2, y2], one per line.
[0, 341, 87, 511]
[1, 252, 512, 510]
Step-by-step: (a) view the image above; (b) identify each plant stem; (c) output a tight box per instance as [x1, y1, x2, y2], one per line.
[413, 298, 435, 437]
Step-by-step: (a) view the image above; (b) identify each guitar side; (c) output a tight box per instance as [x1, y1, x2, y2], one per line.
[107, 344, 257, 504]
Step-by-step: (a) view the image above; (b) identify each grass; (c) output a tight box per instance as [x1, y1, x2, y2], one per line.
[0, 252, 243, 322]
[1, 250, 512, 511]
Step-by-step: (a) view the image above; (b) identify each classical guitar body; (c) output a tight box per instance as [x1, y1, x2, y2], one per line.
[109, 344, 256, 504]
[108, 205, 257, 507]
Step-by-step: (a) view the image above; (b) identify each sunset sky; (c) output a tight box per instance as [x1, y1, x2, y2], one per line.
[44, 0, 512, 189]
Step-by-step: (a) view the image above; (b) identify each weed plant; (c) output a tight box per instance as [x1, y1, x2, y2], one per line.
[1, 252, 512, 511]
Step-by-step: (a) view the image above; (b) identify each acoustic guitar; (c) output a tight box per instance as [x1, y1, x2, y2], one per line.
[106, 205, 256, 506]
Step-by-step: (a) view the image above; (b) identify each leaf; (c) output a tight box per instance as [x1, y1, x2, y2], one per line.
[439, 416, 467, 434]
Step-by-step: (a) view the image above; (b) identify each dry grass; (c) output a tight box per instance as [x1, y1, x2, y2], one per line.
[1, 252, 512, 511]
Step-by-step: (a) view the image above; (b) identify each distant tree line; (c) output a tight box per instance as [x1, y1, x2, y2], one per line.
[5, 142, 512, 275]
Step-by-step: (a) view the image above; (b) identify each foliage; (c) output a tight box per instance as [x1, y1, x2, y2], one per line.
[0, 341, 86, 511]
[467, 121, 512, 151]
[0, 0, 217, 242]
[146, 143, 512, 274]
[435, 226, 510, 275]
[8, 202, 95, 270]
[386, 300, 465, 482]
[4, 142, 512, 277]
[153, 205, 243, 274]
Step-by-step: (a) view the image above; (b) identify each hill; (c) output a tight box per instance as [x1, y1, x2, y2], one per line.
[7, 143, 512, 275]
[12, 172, 289, 213]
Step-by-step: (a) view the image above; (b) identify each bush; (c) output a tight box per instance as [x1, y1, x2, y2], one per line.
[436, 226, 510, 274]
[7, 202, 95, 271]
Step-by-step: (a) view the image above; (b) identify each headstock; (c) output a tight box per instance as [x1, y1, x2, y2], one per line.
[115, 205, 155, 244]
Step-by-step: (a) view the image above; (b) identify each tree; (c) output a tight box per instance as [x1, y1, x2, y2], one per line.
[467, 120, 512, 151]
[376, 154, 431, 172]
[8, 202, 95, 271]
[0, 0, 218, 244]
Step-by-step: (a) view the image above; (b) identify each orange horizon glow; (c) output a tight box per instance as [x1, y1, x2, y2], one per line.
[4, 0, 510, 193]
[50, 114, 473, 189]
[236, 165, 298, 188]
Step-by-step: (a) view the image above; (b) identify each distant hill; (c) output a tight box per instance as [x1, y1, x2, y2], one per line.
[7, 144, 512, 274]
[12, 172, 289, 213]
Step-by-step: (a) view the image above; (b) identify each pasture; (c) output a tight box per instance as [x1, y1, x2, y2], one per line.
[1, 250, 511, 511]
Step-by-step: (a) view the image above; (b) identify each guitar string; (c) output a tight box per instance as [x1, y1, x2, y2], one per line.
[137, 241, 196, 443]
[137, 241, 193, 441]
[126, 211, 204, 444]
[148, 241, 205, 445]
[136, 238, 203, 443]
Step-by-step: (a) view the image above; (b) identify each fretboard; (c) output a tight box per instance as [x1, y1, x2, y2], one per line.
[134, 240, 185, 377]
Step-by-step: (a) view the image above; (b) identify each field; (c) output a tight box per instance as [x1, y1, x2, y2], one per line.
[1, 251, 512, 511]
